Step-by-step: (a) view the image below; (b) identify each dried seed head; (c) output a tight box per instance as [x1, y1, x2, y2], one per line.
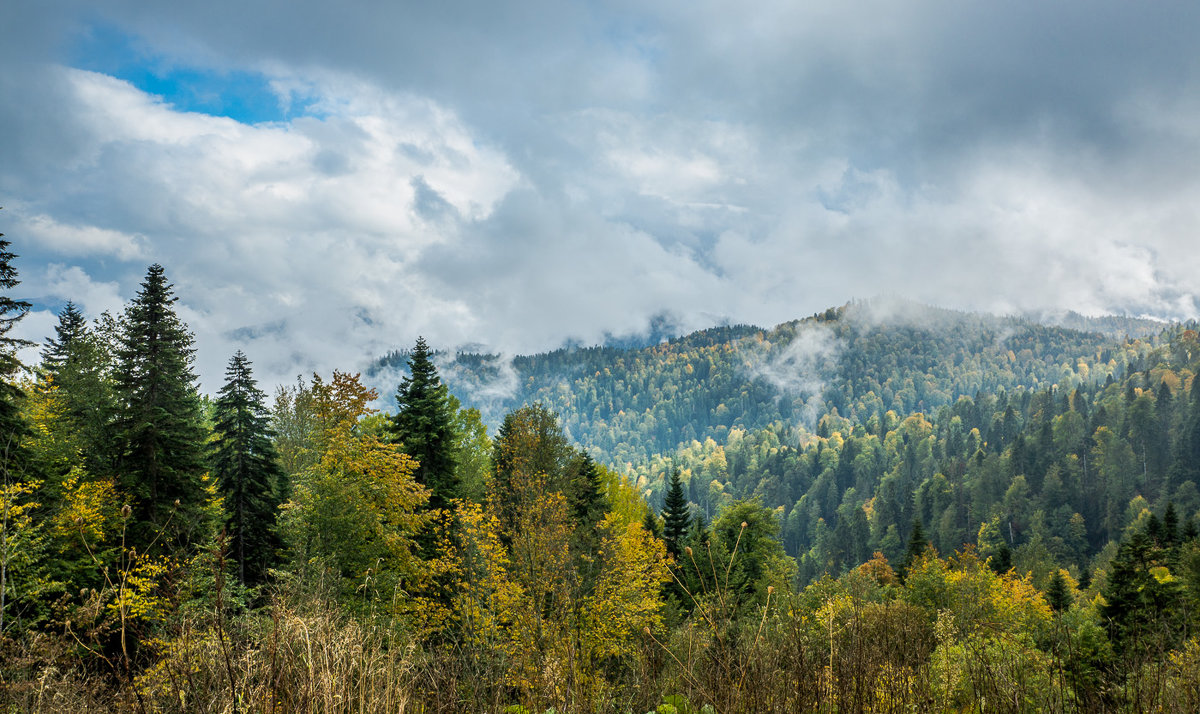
[685, 546, 693, 556]
[741, 521, 748, 529]
[768, 585, 775, 594]
[121, 504, 132, 519]
[174, 499, 181, 507]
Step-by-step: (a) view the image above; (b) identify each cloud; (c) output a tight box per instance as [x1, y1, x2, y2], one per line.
[3, 0, 1200, 396]
[19, 213, 147, 260]
[741, 322, 841, 428]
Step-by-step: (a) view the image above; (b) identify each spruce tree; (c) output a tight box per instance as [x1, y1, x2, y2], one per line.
[389, 337, 458, 511]
[1170, 380, 1200, 492]
[662, 468, 691, 558]
[900, 518, 927, 580]
[211, 351, 284, 586]
[571, 452, 608, 532]
[39, 301, 87, 378]
[0, 234, 32, 456]
[0, 229, 34, 643]
[113, 264, 208, 552]
[0, 232, 33, 638]
[39, 303, 117, 478]
[1046, 570, 1072, 612]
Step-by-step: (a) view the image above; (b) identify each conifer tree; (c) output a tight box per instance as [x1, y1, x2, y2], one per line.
[1045, 570, 1072, 612]
[571, 452, 608, 532]
[211, 351, 284, 586]
[1170, 379, 1200, 491]
[0, 231, 32, 636]
[662, 468, 691, 558]
[900, 518, 927, 580]
[39, 301, 86, 378]
[389, 337, 458, 511]
[113, 264, 208, 552]
[0, 234, 32, 455]
[491, 403, 577, 534]
[39, 303, 117, 478]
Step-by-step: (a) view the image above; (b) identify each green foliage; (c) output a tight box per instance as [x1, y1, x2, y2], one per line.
[210, 350, 284, 587]
[388, 336, 458, 512]
[662, 468, 691, 558]
[112, 264, 209, 554]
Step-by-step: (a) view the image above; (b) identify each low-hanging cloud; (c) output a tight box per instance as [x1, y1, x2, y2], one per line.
[3, 0, 1200, 395]
[742, 323, 842, 428]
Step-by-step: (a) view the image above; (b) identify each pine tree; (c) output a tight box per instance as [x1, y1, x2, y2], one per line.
[571, 451, 608, 531]
[38, 303, 117, 478]
[0, 231, 32, 636]
[39, 301, 87, 378]
[1171, 380, 1200, 492]
[211, 351, 284, 586]
[662, 468, 691, 558]
[0, 234, 32, 455]
[491, 403, 577, 534]
[900, 518, 927, 580]
[113, 264, 208, 552]
[1046, 569, 1072, 612]
[389, 337, 458, 511]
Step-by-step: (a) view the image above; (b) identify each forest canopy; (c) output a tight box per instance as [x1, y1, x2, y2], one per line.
[4, 244, 1200, 713]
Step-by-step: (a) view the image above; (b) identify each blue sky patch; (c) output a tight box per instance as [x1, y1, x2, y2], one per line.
[69, 22, 302, 125]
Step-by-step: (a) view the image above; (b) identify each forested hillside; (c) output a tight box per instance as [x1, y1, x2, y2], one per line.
[373, 300, 1190, 582]
[372, 300, 1153, 470]
[6, 245, 1200, 712]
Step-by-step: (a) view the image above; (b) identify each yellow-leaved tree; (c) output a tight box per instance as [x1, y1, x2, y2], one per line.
[279, 371, 434, 615]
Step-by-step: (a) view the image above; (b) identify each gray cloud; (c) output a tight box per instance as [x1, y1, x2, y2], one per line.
[4, 0, 1200, 392]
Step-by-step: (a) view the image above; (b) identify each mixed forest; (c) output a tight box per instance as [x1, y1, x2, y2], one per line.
[5, 235, 1200, 712]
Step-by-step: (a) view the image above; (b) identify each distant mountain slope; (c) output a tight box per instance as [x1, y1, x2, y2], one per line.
[368, 299, 1158, 468]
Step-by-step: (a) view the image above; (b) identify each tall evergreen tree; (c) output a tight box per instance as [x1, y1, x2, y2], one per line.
[0, 233, 32, 456]
[211, 351, 284, 586]
[491, 403, 578, 536]
[900, 518, 928, 580]
[1170, 379, 1200, 492]
[39, 303, 117, 478]
[1045, 569, 1073, 612]
[113, 264, 208, 552]
[389, 337, 458, 511]
[0, 231, 32, 637]
[662, 468, 691, 558]
[39, 301, 87, 378]
[571, 452, 608, 531]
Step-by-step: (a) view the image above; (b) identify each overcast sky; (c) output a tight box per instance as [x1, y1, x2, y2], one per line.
[4, 1, 1200, 392]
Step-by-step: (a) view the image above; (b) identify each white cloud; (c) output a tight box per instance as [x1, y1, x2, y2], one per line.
[21, 213, 147, 260]
[3, 1, 1200, 395]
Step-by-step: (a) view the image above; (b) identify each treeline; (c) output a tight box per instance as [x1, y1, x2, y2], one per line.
[0, 254, 676, 709]
[4, 239, 1200, 711]
[373, 300, 1141, 471]
[629, 324, 1200, 592]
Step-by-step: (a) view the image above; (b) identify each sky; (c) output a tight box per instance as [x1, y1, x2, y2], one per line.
[3, 1, 1200, 393]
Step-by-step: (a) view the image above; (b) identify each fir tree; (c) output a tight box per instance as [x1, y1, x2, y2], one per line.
[900, 518, 927, 580]
[642, 510, 662, 539]
[990, 542, 1012, 574]
[211, 351, 284, 587]
[113, 264, 208, 552]
[1045, 570, 1072, 612]
[662, 468, 691, 558]
[571, 452, 608, 530]
[0, 234, 32, 456]
[389, 337, 458, 511]
[39, 301, 86, 378]
[38, 304, 118, 479]
[1171, 379, 1200, 492]
[491, 403, 577, 534]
